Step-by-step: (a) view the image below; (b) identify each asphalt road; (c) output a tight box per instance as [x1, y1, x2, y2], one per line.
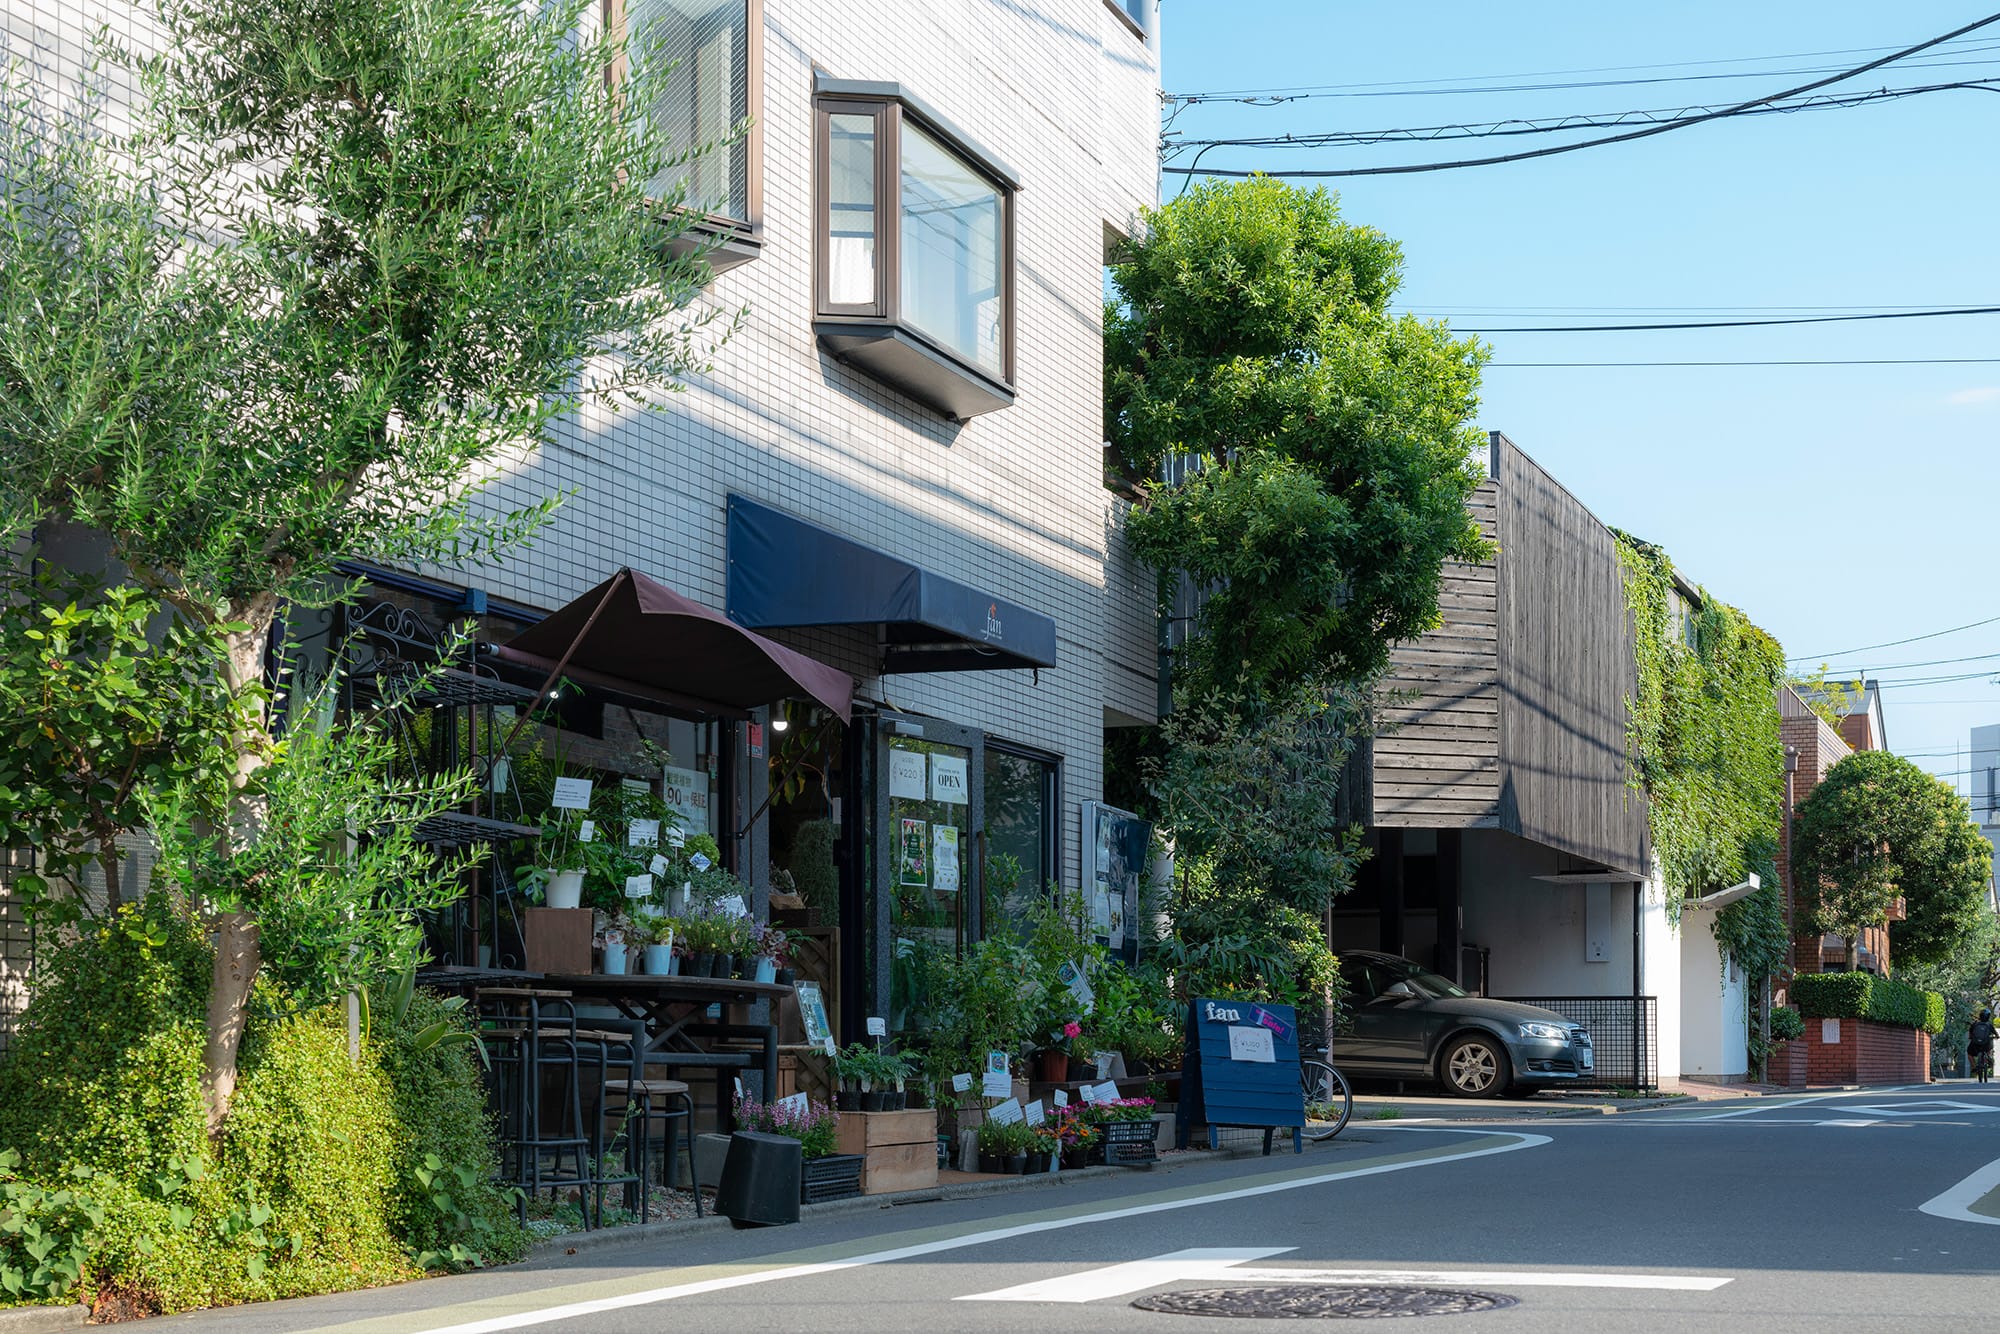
[160, 1083, 2000, 1334]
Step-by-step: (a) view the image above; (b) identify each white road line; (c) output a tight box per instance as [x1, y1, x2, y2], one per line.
[958, 1251, 1732, 1302]
[957, 1248, 1294, 1303]
[398, 1128, 1552, 1334]
[1919, 1152, 2000, 1226]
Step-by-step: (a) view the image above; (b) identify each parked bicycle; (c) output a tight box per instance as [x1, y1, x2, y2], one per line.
[1300, 1055, 1353, 1141]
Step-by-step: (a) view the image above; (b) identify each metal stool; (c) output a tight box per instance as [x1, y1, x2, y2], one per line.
[604, 1078, 700, 1221]
[476, 988, 592, 1221]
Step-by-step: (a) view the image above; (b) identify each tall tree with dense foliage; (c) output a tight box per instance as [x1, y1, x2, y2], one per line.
[1792, 750, 1992, 971]
[1106, 178, 1492, 701]
[0, 0, 730, 1133]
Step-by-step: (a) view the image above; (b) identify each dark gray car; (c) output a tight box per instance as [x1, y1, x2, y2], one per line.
[1333, 951, 1595, 1098]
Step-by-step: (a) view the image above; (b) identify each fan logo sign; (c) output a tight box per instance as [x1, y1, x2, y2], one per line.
[982, 601, 1004, 643]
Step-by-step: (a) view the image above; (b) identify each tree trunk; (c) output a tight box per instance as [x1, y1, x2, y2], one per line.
[200, 597, 278, 1138]
[202, 908, 261, 1138]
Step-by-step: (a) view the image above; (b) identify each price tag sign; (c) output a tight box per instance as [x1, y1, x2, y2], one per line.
[778, 1091, 809, 1116]
[1093, 1051, 1116, 1079]
[689, 852, 712, 872]
[1093, 1080, 1121, 1104]
[952, 1073, 972, 1093]
[551, 777, 593, 810]
[822, 1036, 837, 1056]
[1058, 960, 1095, 1012]
[1053, 1089, 1068, 1108]
[988, 1098, 1024, 1126]
[667, 826, 686, 848]
[1026, 1100, 1045, 1126]
[866, 1016, 887, 1037]
[1078, 1082, 1104, 1105]
[578, 819, 595, 843]
[1229, 1025, 1276, 1064]
[623, 874, 654, 899]
[628, 818, 660, 847]
[649, 854, 669, 877]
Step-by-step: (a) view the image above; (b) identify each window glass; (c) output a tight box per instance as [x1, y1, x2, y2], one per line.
[827, 113, 878, 305]
[629, 0, 750, 221]
[899, 122, 1003, 376]
[985, 747, 1052, 918]
[887, 739, 972, 1034]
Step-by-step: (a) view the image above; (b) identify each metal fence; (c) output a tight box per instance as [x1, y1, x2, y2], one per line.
[1500, 995, 1658, 1090]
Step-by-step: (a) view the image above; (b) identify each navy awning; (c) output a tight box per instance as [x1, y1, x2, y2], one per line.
[727, 494, 1058, 675]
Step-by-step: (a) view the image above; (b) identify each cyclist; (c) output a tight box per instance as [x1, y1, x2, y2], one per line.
[1969, 1009, 1996, 1084]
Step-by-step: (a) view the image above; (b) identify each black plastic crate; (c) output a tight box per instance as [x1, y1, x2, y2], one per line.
[801, 1153, 864, 1203]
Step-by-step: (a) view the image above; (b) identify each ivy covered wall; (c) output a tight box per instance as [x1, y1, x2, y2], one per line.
[1615, 535, 1790, 982]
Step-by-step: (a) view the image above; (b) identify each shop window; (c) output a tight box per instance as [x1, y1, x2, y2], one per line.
[813, 79, 1017, 420]
[612, 0, 762, 272]
[986, 744, 1058, 917]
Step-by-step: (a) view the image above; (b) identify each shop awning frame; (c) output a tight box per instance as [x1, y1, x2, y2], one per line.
[725, 494, 1058, 675]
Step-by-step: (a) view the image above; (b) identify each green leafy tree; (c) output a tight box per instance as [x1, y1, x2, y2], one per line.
[1107, 177, 1492, 699]
[0, 0, 731, 1133]
[1788, 664, 1862, 731]
[1792, 750, 1991, 971]
[0, 567, 240, 912]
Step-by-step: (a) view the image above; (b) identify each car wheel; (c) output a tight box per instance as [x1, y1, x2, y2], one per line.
[1440, 1034, 1510, 1099]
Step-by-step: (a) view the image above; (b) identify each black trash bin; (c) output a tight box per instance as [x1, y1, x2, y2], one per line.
[715, 1131, 802, 1227]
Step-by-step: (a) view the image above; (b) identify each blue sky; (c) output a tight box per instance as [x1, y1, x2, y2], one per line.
[1158, 2, 2000, 794]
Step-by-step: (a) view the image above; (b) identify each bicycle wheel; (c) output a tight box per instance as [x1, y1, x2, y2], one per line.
[1301, 1059, 1352, 1141]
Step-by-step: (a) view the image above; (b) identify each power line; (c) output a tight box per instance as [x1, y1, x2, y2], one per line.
[1790, 615, 2000, 663]
[1161, 12, 2000, 178]
[1410, 301, 2000, 314]
[1163, 77, 2000, 152]
[1813, 648, 2000, 674]
[1487, 357, 2000, 367]
[1458, 304, 2000, 334]
[1167, 39, 2000, 102]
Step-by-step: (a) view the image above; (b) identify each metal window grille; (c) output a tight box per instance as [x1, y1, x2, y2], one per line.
[1498, 995, 1658, 1090]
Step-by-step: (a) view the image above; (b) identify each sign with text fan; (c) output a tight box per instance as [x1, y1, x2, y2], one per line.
[1175, 998, 1305, 1156]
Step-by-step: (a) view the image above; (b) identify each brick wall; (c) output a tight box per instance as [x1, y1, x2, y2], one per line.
[1800, 1017, 1931, 1086]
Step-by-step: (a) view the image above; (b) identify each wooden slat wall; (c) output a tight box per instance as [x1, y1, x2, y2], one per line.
[1373, 479, 1502, 827]
[1490, 435, 1650, 877]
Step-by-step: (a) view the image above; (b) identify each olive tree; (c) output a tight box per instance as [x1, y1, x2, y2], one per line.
[0, 0, 732, 1133]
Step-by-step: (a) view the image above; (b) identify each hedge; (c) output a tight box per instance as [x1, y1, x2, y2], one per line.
[1791, 971, 1945, 1034]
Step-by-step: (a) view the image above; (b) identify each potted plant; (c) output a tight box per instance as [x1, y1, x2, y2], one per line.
[598, 912, 630, 974]
[1054, 1107, 1099, 1169]
[974, 1118, 1011, 1174]
[523, 811, 588, 909]
[1028, 1122, 1059, 1174]
[1001, 1120, 1034, 1174]
[731, 1095, 860, 1203]
[1036, 1019, 1083, 1085]
[629, 913, 677, 974]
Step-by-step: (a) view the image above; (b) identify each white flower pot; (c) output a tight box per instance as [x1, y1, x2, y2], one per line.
[643, 944, 674, 974]
[543, 869, 585, 910]
[603, 943, 627, 975]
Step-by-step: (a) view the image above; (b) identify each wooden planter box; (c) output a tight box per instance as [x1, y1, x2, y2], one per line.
[522, 907, 592, 975]
[835, 1107, 939, 1195]
[801, 1153, 864, 1204]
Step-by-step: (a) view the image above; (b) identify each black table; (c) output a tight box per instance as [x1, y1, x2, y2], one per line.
[544, 974, 791, 1101]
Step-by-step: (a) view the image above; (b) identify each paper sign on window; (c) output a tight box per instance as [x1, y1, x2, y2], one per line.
[929, 753, 969, 804]
[888, 747, 928, 801]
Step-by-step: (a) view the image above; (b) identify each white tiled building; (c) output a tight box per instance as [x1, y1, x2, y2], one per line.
[2, 0, 1165, 1041]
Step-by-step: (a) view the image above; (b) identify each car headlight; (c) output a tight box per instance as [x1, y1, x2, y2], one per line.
[1517, 1021, 1569, 1041]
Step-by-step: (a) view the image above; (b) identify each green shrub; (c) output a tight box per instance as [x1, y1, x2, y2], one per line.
[1769, 1005, 1806, 1044]
[0, 899, 521, 1313]
[1791, 971, 1945, 1034]
[0, 1154, 104, 1305]
[373, 988, 526, 1270]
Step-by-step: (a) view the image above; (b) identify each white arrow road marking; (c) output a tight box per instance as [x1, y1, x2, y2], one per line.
[1919, 1152, 2000, 1226]
[957, 1248, 1295, 1303]
[958, 1250, 1732, 1301]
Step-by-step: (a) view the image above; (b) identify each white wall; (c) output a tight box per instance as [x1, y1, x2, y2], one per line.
[1679, 909, 1747, 1080]
[1459, 830, 1638, 996]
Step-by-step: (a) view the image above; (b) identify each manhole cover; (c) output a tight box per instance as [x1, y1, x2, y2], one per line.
[1131, 1285, 1518, 1319]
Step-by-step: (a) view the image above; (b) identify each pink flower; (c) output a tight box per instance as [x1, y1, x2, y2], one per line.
[1063, 1021, 1082, 1040]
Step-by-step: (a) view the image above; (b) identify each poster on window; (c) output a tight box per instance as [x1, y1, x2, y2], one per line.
[889, 747, 928, 801]
[1082, 801, 1151, 963]
[929, 753, 969, 805]
[898, 818, 929, 886]
[933, 824, 961, 893]
[661, 765, 710, 838]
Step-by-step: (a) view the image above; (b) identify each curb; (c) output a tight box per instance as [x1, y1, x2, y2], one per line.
[0, 1305, 87, 1333]
[529, 1141, 1327, 1257]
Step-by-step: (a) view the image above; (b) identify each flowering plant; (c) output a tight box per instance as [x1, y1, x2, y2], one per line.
[1049, 1106, 1098, 1147]
[1081, 1096, 1155, 1125]
[1047, 1018, 1084, 1056]
[732, 1095, 840, 1159]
